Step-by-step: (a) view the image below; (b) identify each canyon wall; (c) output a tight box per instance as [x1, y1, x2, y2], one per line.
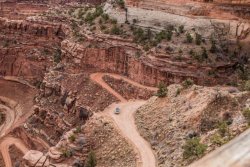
[62, 40, 226, 87]
[0, 18, 65, 81]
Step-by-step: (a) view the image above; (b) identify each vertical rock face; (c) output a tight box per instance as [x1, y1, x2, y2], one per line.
[62, 40, 222, 87]
[0, 18, 65, 81]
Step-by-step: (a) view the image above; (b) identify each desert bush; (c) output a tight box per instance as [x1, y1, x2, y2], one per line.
[244, 80, 250, 91]
[85, 151, 97, 167]
[210, 40, 217, 53]
[0, 113, 4, 124]
[101, 13, 109, 21]
[110, 25, 122, 35]
[133, 18, 138, 24]
[178, 25, 185, 33]
[182, 78, 194, 88]
[68, 134, 76, 142]
[110, 18, 118, 24]
[85, 12, 95, 23]
[183, 137, 207, 159]
[186, 33, 193, 43]
[116, 0, 125, 8]
[53, 49, 62, 63]
[62, 149, 73, 158]
[195, 33, 202, 45]
[243, 108, 250, 124]
[156, 82, 168, 97]
[217, 121, 229, 137]
[210, 133, 228, 146]
[100, 25, 107, 31]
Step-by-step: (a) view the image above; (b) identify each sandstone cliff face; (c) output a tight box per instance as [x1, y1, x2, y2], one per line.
[62, 40, 231, 87]
[0, 18, 65, 81]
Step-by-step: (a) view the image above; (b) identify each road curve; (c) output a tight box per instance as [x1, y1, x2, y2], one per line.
[90, 72, 157, 167]
[0, 136, 29, 167]
[0, 79, 36, 167]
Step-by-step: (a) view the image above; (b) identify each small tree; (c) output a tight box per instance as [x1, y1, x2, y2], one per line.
[178, 25, 185, 33]
[156, 83, 167, 97]
[182, 79, 194, 88]
[110, 25, 122, 35]
[183, 137, 207, 160]
[186, 33, 193, 43]
[243, 108, 250, 124]
[85, 151, 97, 167]
[244, 80, 250, 91]
[195, 33, 202, 45]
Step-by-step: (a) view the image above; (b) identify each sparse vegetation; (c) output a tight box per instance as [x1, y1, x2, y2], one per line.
[244, 80, 250, 91]
[156, 82, 168, 97]
[210, 133, 229, 146]
[62, 149, 73, 158]
[178, 25, 185, 33]
[195, 33, 202, 45]
[68, 134, 76, 142]
[110, 25, 123, 35]
[183, 137, 207, 160]
[243, 108, 250, 124]
[182, 79, 194, 88]
[217, 121, 229, 137]
[85, 150, 97, 167]
[186, 33, 193, 43]
[53, 49, 62, 63]
[116, 0, 125, 8]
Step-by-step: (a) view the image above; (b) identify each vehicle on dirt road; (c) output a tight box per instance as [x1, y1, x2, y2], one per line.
[114, 107, 121, 114]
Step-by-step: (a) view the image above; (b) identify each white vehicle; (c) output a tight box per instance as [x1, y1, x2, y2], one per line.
[114, 107, 121, 114]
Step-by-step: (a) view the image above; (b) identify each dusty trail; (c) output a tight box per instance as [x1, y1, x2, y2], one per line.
[91, 73, 157, 167]
[0, 136, 29, 167]
[0, 104, 15, 138]
[0, 79, 36, 167]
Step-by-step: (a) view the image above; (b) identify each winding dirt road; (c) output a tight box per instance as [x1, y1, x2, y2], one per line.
[0, 137, 29, 167]
[90, 73, 157, 167]
[0, 78, 36, 167]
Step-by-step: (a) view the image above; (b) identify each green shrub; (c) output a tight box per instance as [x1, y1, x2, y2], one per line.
[85, 12, 94, 23]
[100, 25, 107, 31]
[186, 33, 193, 43]
[110, 18, 118, 24]
[0, 113, 4, 124]
[176, 88, 181, 96]
[101, 13, 109, 21]
[210, 40, 217, 53]
[110, 25, 122, 35]
[178, 25, 185, 33]
[166, 31, 173, 41]
[201, 47, 208, 59]
[133, 18, 138, 24]
[94, 6, 103, 17]
[217, 121, 229, 137]
[243, 108, 250, 124]
[62, 149, 73, 158]
[182, 79, 194, 88]
[74, 126, 82, 134]
[53, 49, 62, 63]
[116, 0, 125, 8]
[183, 137, 207, 160]
[193, 47, 208, 62]
[133, 28, 145, 43]
[156, 82, 168, 97]
[244, 80, 250, 91]
[85, 151, 97, 167]
[68, 134, 76, 142]
[195, 33, 202, 45]
[211, 133, 228, 146]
